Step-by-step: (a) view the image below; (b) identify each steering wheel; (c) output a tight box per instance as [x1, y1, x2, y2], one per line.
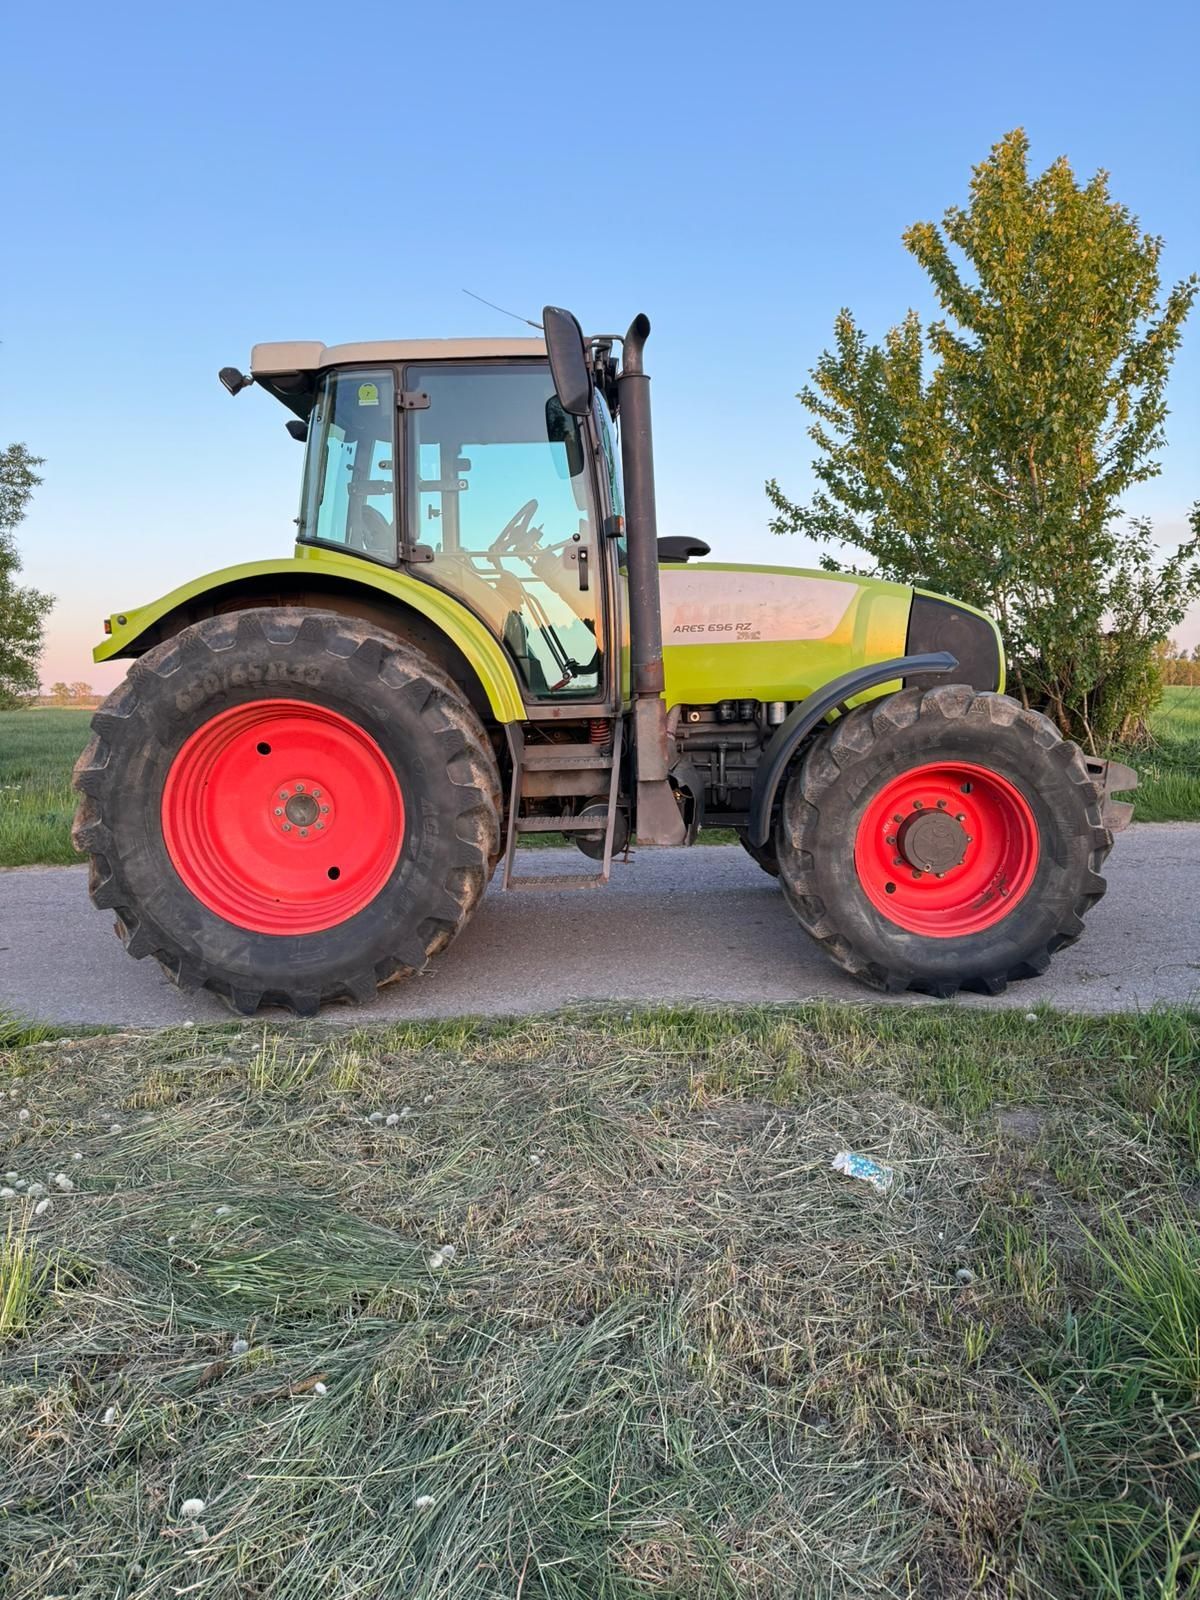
[490, 498, 541, 556]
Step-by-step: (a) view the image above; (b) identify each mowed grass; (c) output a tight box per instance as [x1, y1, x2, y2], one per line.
[1, 688, 1199, 868]
[1, 1003, 1198, 1598]
[0, 709, 93, 867]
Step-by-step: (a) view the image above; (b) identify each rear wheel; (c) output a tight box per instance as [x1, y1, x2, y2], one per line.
[775, 684, 1110, 996]
[72, 608, 502, 1015]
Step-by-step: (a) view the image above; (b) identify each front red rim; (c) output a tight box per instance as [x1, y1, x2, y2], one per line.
[853, 761, 1039, 936]
[161, 699, 404, 935]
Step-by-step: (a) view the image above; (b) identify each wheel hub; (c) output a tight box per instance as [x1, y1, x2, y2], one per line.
[896, 808, 968, 874]
[269, 781, 334, 839]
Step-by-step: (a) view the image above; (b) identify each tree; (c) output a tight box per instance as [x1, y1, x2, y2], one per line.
[69, 680, 93, 702]
[767, 130, 1200, 748]
[0, 443, 52, 708]
[50, 681, 71, 706]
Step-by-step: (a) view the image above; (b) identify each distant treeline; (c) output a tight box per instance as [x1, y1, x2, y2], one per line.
[1159, 645, 1200, 687]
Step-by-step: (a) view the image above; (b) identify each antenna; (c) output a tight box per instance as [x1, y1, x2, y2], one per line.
[461, 288, 543, 330]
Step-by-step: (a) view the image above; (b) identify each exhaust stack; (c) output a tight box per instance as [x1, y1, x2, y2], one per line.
[616, 315, 686, 845]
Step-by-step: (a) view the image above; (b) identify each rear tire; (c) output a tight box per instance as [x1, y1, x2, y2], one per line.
[72, 608, 502, 1016]
[775, 685, 1110, 996]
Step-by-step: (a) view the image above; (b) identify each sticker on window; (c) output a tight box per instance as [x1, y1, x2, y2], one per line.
[357, 382, 379, 407]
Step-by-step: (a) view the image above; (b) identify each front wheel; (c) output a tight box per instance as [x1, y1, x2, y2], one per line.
[72, 608, 502, 1015]
[775, 685, 1111, 996]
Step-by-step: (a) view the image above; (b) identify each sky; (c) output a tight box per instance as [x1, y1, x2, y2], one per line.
[3, 0, 1198, 692]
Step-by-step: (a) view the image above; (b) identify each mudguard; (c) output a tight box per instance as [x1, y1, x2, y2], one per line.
[746, 652, 958, 846]
[93, 549, 527, 723]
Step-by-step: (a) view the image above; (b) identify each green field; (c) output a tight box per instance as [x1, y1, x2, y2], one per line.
[0, 709, 94, 867]
[2, 1004, 1198, 1597]
[2, 689, 1199, 869]
[1130, 684, 1200, 820]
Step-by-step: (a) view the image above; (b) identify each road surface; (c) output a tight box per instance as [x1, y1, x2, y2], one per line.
[1, 827, 1197, 1026]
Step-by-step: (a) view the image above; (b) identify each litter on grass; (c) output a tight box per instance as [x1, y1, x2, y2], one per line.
[831, 1151, 895, 1193]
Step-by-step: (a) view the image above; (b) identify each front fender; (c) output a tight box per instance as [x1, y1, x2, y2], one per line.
[93, 549, 526, 723]
[746, 652, 958, 846]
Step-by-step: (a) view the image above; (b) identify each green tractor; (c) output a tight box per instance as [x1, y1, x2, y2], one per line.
[73, 309, 1134, 1013]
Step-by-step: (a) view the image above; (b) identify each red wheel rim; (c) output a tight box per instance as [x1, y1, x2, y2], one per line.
[853, 761, 1039, 936]
[161, 699, 404, 935]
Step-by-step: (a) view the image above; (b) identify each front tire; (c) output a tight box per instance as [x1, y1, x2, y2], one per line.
[775, 685, 1110, 996]
[72, 608, 502, 1015]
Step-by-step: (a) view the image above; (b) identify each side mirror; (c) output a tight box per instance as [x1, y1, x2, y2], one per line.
[545, 397, 585, 478]
[542, 306, 592, 417]
[219, 366, 253, 396]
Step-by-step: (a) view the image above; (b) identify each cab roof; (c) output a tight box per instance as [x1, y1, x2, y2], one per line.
[250, 336, 547, 374]
[249, 337, 548, 415]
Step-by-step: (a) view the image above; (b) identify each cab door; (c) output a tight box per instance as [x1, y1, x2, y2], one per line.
[403, 360, 613, 713]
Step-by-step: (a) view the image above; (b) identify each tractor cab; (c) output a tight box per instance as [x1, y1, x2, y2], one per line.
[250, 338, 626, 712]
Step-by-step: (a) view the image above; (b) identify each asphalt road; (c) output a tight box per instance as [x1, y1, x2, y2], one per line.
[2, 827, 1198, 1026]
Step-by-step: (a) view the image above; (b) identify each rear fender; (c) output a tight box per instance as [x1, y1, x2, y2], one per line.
[94, 552, 526, 723]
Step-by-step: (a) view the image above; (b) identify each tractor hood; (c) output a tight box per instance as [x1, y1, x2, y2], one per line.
[658, 562, 1004, 708]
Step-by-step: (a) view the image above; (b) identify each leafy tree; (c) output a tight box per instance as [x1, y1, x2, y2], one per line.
[49, 681, 71, 706]
[767, 130, 1200, 747]
[0, 443, 52, 708]
[69, 680, 93, 702]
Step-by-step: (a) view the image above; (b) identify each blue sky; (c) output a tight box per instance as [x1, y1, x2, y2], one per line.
[4, 0, 1198, 688]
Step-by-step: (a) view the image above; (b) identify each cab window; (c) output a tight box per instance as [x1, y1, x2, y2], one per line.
[299, 371, 396, 561]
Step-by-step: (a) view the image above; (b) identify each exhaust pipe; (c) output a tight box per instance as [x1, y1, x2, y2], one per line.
[617, 315, 686, 845]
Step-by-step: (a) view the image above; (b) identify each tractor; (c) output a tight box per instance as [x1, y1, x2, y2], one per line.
[72, 308, 1135, 1014]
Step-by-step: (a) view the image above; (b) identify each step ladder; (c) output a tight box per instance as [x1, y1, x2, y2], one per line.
[501, 719, 625, 891]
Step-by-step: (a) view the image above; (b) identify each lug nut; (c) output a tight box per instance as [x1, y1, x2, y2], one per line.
[316, 822, 324, 830]
[321, 805, 330, 814]
[283, 823, 292, 832]
[295, 784, 305, 793]
[274, 807, 283, 816]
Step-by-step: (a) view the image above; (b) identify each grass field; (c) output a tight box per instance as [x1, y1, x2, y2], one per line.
[0, 709, 93, 867]
[1, 1004, 1198, 1597]
[2, 689, 1199, 869]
